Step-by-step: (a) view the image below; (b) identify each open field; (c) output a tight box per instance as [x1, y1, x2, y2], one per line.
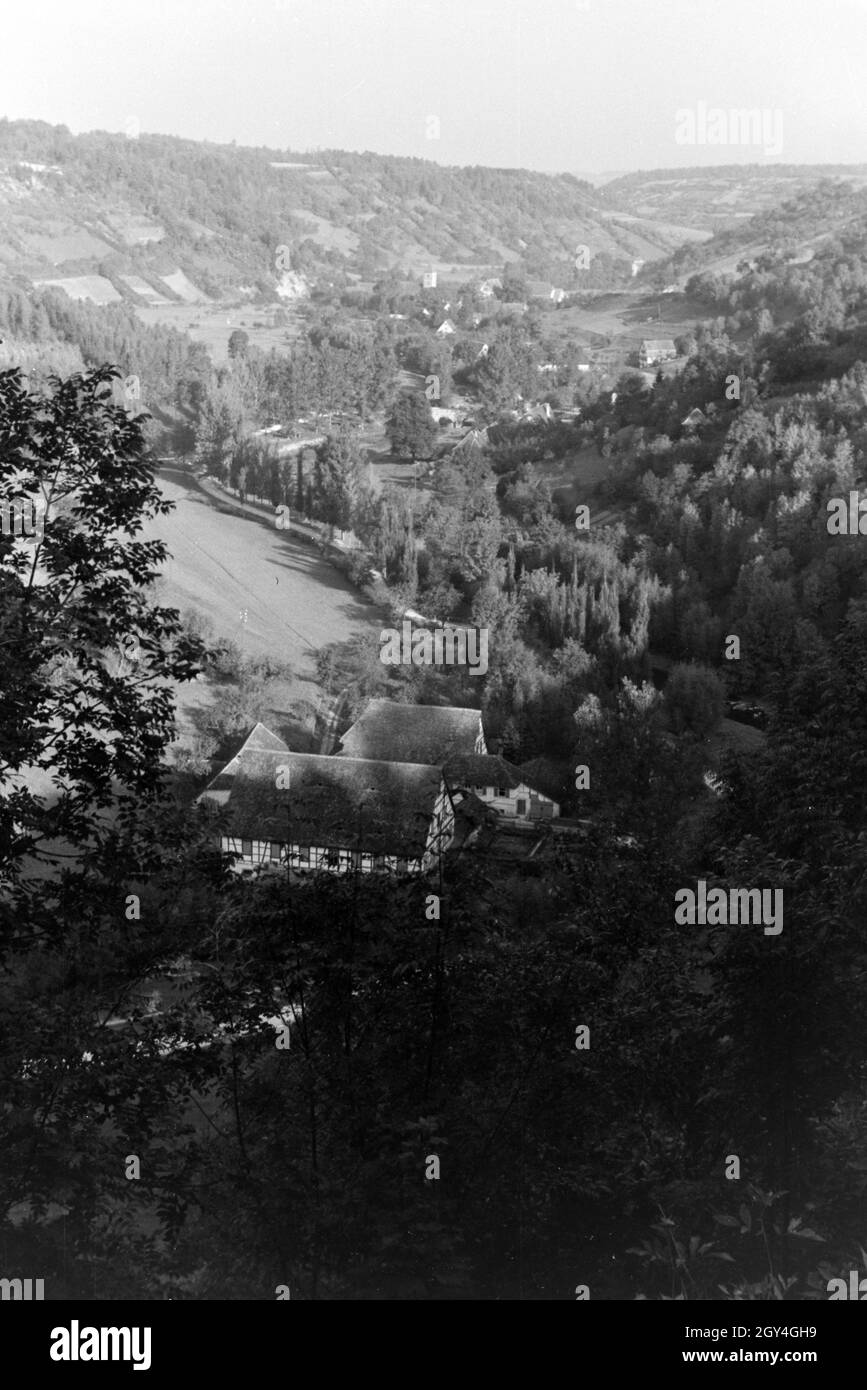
[143, 466, 385, 738]
[134, 301, 307, 365]
[32, 274, 122, 303]
[541, 289, 708, 352]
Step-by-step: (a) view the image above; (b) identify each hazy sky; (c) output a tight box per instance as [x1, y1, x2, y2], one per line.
[3, 0, 867, 172]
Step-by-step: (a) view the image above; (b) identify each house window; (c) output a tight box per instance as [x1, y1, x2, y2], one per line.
[241, 838, 253, 858]
[296, 846, 310, 866]
[516, 799, 527, 816]
[497, 786, 509, 798]
[270, 842, 283, 862]
[351, 851, 362, 870]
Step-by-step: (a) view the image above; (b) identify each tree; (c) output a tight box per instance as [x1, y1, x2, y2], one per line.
[195, 379, 245, 480]
[0, 365, 207, 885]
[228, 329, 250, 361]
[664, 662, 725, 739]
[0, 364, 219, 1260]
[313, 427, 370, 529]
[386, 391, 437, 461]
[572, 678, 703, 838]
[499, 272, 528, 303]
[474, 325, 536, 420]
[171, 420, 197, 458]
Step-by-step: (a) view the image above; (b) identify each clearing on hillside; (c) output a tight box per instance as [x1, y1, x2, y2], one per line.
[144, 466, 383, 709]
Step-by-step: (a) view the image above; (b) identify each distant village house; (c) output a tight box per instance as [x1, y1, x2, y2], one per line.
[639, 338, 677, 367]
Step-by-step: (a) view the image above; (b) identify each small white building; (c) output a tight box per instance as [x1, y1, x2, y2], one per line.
[445, 754, 560, 822]
[681, 407, 706, 430]
[639, 338, 677, 367]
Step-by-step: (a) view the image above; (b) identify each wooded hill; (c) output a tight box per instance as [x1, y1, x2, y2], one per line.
[0, 119, 706, 302]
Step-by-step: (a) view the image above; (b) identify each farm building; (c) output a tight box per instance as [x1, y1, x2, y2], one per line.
[681, 407, 706, 430]
[430, 406, 460, 425]
[444, 754, 560, 822]
[197, 724, 455, 876]
[639, 338, 677, 367]
[450, 426, 490, 458]
[339, 699, 486, 764]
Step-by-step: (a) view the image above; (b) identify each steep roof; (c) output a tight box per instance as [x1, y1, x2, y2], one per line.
[200, 749, 445, 857]
[445, 753, 522, 790]
[238, 722, 291, 754]
[201, 724, 290, 804]
[451, 426, 489, 455]
[445, 753, 552, 798]
[339, 699, 483, 764]
[519, 756, 572, 803]
[641, 338, 676, 351]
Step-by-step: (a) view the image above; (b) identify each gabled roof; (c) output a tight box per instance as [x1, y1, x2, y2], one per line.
[239, 722, 291, 754]
[445, 753, 542, 793]
[451, 426, 489, 455]
[200, 749, 445, 857]
[641, 338, 677, 351]
[339, 699, 483, 765]
[519, 757, 572, 803]
[201, 724, 290, 802]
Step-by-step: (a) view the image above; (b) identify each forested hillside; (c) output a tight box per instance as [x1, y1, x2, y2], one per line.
[638, 178, 867, 287]
[0, 119, 690, 300]
[601, 162, 867, 231]
[3, 126, 867, 1300]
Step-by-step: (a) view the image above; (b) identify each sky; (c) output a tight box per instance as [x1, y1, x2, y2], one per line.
[2, 0, 867, 173]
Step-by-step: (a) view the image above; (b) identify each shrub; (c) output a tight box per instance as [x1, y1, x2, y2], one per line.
[244, 654, 293, 682]
[210, 638, 246, 681]
[665, 662, 725, 739]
